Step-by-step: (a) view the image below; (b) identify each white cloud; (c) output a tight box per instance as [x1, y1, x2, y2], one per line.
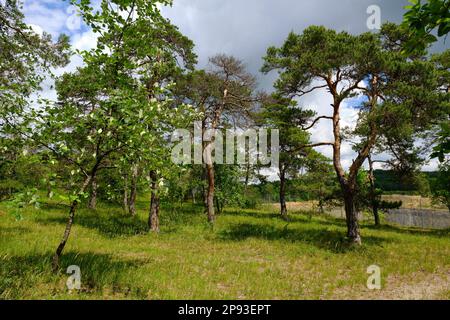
[72, 29, 98, 52]
[22, 0, 70, 38]
[18, 0, 440, 174]
[28, 23, 43, 36]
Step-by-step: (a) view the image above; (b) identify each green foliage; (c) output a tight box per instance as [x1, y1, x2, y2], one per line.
[214, 164, 244, 212]
[4, 188, 40, 220]
[431, 122, 450, 162]
[354, 170, 402, 215]
[431, 162, 450, 210]
[259, 93, 312, 166]
[0, 0, 70, 129]
[262, 23, 446, 179]
[402, 0, 450, 54]
[374, 170, 433, 195]
[402, 2, 450, 164]
[378, 200, 403, 210]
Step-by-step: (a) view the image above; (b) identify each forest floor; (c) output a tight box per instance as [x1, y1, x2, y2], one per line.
[0, 197, 449, 299]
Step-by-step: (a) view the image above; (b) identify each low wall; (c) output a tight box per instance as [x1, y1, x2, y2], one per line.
[386, 208, 450, 230]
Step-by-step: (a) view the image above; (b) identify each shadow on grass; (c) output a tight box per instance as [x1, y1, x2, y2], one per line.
[40, 202, 71, 211]
[0, 225, 31, 235]
[160, 203, 205, 227]
[224, 208, 348, 227]
[36, 202, 206, 237]
[219, 222, 391, 253]
[225, 209, 282, 220]
[37, 211, 149, 238]
[0, 251, 148, 298]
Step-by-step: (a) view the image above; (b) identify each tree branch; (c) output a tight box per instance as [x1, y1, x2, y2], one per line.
[302, 116, 333, 130]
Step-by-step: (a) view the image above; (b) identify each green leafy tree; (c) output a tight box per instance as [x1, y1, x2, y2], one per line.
[357, 164, 402, 226]
[402, 0, 450, 54]
[22, 0, 196, 269]
[431, 161, 450, 210]
[403, 1, 450, 163]
[259, 93, 313, 219]
[302, 151, 339, 213]
[0, 0, 70, 117]
[175, 55, 257, 224]
[429, 50, 450, 162]
[262, 24, 445, 244]
[0, 0, 70, 203]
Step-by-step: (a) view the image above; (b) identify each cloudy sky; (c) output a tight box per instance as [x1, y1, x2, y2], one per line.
[20, 0, 447, 173]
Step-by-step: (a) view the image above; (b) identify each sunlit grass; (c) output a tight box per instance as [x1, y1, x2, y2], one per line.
[0, 197, 449, 299]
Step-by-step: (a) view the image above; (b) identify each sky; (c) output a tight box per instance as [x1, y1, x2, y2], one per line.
[19, 0, 448, 173]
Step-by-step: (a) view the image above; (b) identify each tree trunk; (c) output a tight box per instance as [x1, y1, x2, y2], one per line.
[368, 155, 380, 226]
[279, 167, 288, 220]
[373, 204, 380, 226]
[46, 182, 52, 199]
[331, 97, 363, 245]
[343, 190, 361, 245]
[123, 173, 129, 214]
[205, 163, 215, 224]
[148, 170, 160, 232]
[318, 186, 325, 213]
[244, 162, 250, 191]
[129, 165, 138, 216]
[192, 188, 196, 204]
[215, 196, 222, 215]
[88, 174, 97, 209]
[52, 175, 93, 271]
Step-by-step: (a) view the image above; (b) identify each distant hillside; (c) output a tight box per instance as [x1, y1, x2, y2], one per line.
[373, 170, 438, 193]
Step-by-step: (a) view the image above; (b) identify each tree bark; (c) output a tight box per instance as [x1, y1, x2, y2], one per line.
[129, 165, 138, 216]
[205, 163, 215, 224]
[123, 173, 129, 214]
[279, 166, 288, 220]
[244, 162, 250, 191]
[52, 175, 93, 271]
[148, 170, 160, 232]
[215, 196, 222, 215]
[373, 203, 380, 226]
[343, 189, 361, 244]
[191, 188, 196, 204]
[88, 174, 97, 209]
[330, 93, 363, 244]
[368, 155, 380, 226]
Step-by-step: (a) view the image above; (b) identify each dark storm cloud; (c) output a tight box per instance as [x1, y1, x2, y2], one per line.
[161, 0, 429, 91]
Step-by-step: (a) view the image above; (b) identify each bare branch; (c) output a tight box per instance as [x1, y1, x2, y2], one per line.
[302, 116, 333, 130]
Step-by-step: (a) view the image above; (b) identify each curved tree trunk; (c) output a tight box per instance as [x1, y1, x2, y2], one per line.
[129, 165, 138, 216]
[52, 175, 93, 271]
[149, 170, 160, 232]
[331, 96, 363, 245]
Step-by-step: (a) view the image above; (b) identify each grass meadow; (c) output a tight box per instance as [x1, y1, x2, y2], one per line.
[1, 196, 449, 300]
